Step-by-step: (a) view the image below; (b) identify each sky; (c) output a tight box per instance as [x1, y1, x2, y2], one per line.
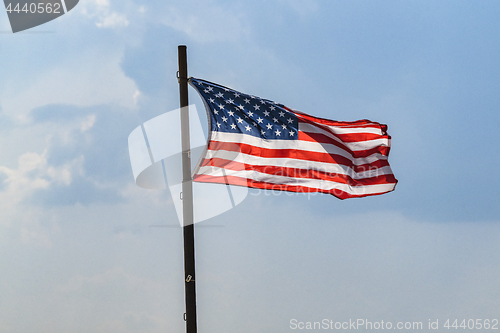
[1, 1, 500, 332]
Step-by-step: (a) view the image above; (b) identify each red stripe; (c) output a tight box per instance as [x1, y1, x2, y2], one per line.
[193, 174, 395, 200]
[207, 140, 391, 172]
[298, 132, 390, 157]
[299, 119, 388, 143]
[322, 132, 385, 143]
[286, 107, 387, 131]
[199, 157, 397, 186]
[200, 157, 246, 171]
[297, 115, 384, 130]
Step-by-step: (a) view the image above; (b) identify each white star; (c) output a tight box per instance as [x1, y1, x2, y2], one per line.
[279, 111, 285, 117]
[222, 116, 228, 122]
[289, 131, 295, 136]
[272, 117, 278, 123]
[244, 98, 250, 104]
[207, 86, 213, 92]
[253, 122, 257, 127]
[270, 105, 276, 111]
[237, 117, 243, 124]
[227, 98, 234, 104]
[234, 92, 240, 98]
[261, 129, 266, 136]
[248, 111, 254, 117]
[245, 125, 251, 131]
[228, 110, 234, 116]
[287, 118, 293, 124]
[216, 92, 224, 98]
[260, 99, 266, 104]
[275, 129, 281, 136]
[238, 104, 244, 110]
[253, 104, 260, 110]
[230, 124, 237, 130]
[204, 89, 209, 93]
[223, 87, 230, 92]
[263, 110, 270, 117]
[214, 110, 219, 115]
[218, 104, 225, 109]
[209, 98, 215, 103]
[266, 123, 273, 130]
[281, 124, 287, 129]
[256, 117, 263, 124]
[216, 122, 221, 128]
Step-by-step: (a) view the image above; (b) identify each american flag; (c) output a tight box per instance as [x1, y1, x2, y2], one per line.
[189, 78, 397, 199]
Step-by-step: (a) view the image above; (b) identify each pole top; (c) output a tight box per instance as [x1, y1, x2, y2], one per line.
[178, 46, 188, 82]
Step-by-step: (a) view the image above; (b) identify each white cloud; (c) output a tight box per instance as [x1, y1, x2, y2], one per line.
[132, 89, 141, 106]
[0, 151, 82, 205]
[0, 52, 138, 123]
[95, 12, 129, 28]
[0, 146, 83, 246]
[80, 114, 96, 132]
[78, 0, 129, 29]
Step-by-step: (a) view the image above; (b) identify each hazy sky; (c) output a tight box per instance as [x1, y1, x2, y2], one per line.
[1, 1, 499, 332]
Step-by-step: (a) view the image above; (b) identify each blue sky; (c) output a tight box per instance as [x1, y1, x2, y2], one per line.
[1, 1, 500, 332]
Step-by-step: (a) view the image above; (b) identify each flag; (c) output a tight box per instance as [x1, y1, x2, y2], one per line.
[189, 78, 397, 199]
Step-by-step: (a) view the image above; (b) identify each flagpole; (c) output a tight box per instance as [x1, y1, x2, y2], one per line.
[178, 45, 197, 333]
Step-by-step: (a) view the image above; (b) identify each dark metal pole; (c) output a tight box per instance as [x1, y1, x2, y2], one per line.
[178, 45, 197, 333]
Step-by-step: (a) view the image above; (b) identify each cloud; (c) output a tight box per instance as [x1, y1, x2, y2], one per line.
[0, 51, 139, 123]
[96, 12, 129, 28]
[0, 102, 146, 246]
[0, 151, 82, 247]
[23, 103, 143, 205]
[0, 150, 81, 207]
[0, 148, 82, 244]
[78, 0, 130, 29]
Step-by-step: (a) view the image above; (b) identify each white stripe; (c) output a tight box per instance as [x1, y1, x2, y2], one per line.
[211, 132, 388, 165]
[200, 149, 394, 180]
[197, 166, 396, 195]
[299, 123, 389, 151]
[325, 125, 383, 135]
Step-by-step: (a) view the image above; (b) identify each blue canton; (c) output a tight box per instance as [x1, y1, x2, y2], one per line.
[190, 78, 298, 140]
